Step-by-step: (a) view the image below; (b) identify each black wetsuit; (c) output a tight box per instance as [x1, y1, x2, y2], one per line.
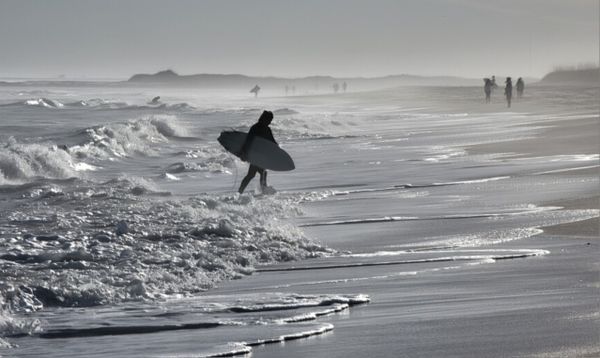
[238, 122, 276, 193]
[246, 122, 276, 146]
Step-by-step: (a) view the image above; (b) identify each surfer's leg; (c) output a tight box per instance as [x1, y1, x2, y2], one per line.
[259, 170, 267, 189]
[238, 165, 258, 193]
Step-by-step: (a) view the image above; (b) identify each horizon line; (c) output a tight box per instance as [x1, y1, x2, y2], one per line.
[0, 70, 549, 82]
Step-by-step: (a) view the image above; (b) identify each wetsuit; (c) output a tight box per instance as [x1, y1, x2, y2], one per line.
[238, 121, 276, 193]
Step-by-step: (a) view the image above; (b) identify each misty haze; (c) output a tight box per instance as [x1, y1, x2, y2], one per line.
[0, 1, 598, 357]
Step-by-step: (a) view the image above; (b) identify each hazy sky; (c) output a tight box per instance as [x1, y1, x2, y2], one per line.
[1, 0, 598, 79]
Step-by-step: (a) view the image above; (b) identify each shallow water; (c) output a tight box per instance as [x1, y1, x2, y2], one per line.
[0, 84, 598, 356]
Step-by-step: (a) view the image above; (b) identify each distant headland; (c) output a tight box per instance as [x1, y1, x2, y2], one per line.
[126, 70, 482, 90]
[539, 66, 599, 85]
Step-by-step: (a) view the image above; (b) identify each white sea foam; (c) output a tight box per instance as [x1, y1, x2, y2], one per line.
[163, 173, 180, 181]
[271, 112, 359, 140]
[392, 227, 545, 249]
[302, 205, 567, 227]
[280, 303, 349, 323]
[24, 98, 64, 108]
[0, 116, 190, 184]
[70, 115, 190, 161]
[0, 288, 43, 343]
[347, 248, 550, 258]
[0, 138, 81, 184]
[521, 154, 599, 163]
[424, 146, 467, 162]
[532, 164, 600, 175]
[0, 187, 332, 316]
[4, 97, 197, 111]
[158, 323, 335, 357]
[188, 292, 368, 316]
[168, 147, 237, 174]
[433, 176, 511, 185]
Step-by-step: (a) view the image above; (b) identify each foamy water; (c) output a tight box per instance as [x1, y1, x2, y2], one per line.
[0, 84, 598, 356]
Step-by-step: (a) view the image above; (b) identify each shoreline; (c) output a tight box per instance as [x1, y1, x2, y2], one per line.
[542, 195, 599, 238]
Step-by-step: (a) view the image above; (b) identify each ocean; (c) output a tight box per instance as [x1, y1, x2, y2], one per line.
[0, 83, 598, 357]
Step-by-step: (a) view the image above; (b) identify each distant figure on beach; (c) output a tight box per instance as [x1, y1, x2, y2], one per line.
[483, 78, 492, 103]
[238, 110, 277, 194]
[504, 77, 513, 108]
[516, 78, 524, 98]
[333, 83, 340, 93]
[149, 96, 161, 105]
[342, 81, 347, 92]
[491, 75, 498, 89]
[250, 85, 261, 98]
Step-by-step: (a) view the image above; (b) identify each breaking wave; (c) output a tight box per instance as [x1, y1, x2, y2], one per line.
[0, 115, 191, 184]
[70, 115, 191, 160]
[0, 137, 87, 185]
[1, 98, 196, 111]
[166, 146, 236, 175]
[271, 112, 359, 140]
[23, 98, 64, 108]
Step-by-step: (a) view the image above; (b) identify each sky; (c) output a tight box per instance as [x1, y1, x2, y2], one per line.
[0, 0, 598, 79]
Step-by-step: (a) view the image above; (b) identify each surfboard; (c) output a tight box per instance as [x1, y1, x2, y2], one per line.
[218, 130, 295, 171]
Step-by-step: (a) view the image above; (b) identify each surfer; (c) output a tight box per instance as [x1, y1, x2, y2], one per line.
[250, 85, 261, 98]
[238, 110, 276, 194]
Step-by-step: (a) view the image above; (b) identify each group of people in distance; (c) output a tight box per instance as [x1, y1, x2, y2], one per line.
[484, 75, 524, 107]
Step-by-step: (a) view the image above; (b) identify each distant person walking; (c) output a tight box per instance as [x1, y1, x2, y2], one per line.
[342, 81, 347, 92]
[333, 83, 340, 93]
[250, 85, 261, 98]
[491, 75, 498, 89]
[504, 77, 513, 108]
[238, 110, 276, 194]
[483, 78, 492, 103]
[516, 78, 524, 98]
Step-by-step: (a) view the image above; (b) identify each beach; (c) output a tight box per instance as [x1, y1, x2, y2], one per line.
[233, 115, 600, 358]
[221, 99, 598, 357]
[0, 83, 598, 357]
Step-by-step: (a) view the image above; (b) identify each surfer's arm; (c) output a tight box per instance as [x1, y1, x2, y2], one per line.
[266, 128, 277, 145]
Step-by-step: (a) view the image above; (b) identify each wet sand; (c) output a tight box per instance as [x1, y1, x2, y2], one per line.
[543, 195, 599, 237]
[237, 234, 599, 358]
[467, 116, 599, 159]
